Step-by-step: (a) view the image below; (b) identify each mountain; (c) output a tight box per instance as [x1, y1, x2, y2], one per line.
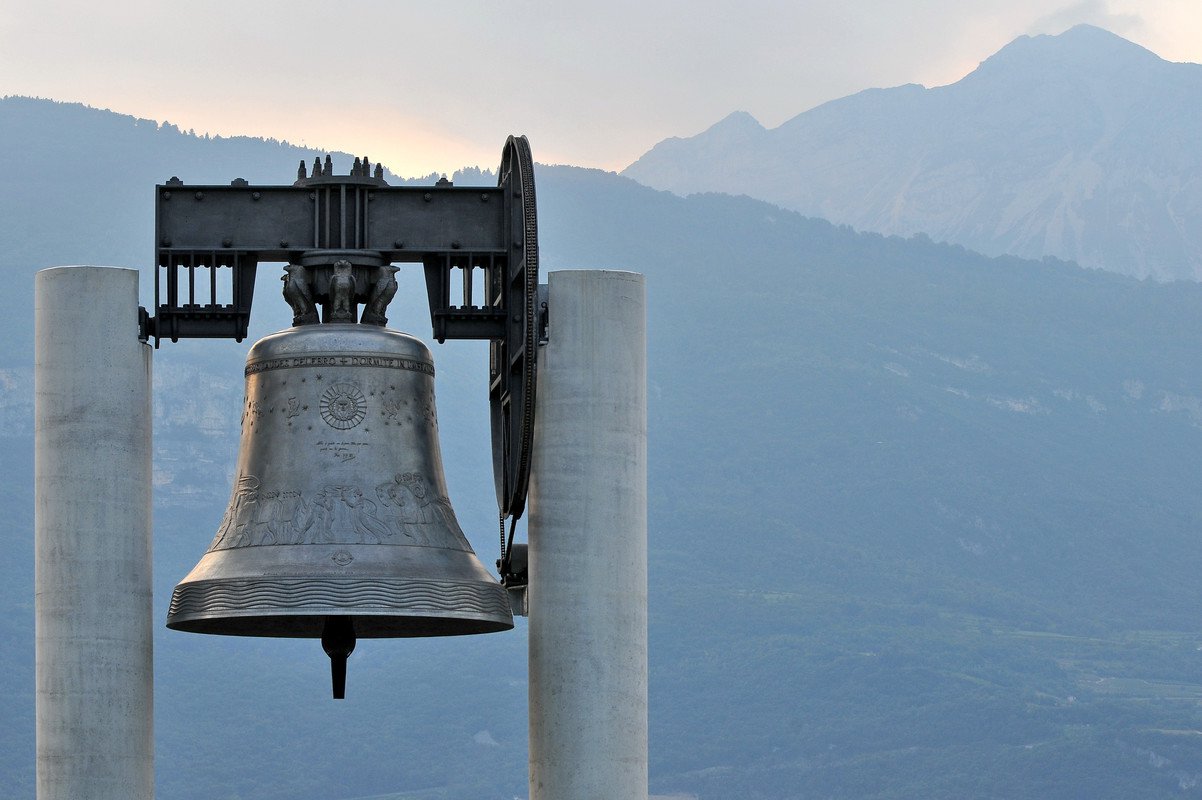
[623, 25, 1202, 282]
[6, 97, 1202, 799]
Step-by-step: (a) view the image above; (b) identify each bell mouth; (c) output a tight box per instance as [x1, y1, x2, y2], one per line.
[167, 575, 514, 638]
[168, 613, 513, 638]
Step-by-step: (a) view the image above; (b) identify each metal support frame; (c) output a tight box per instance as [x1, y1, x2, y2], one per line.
[148, 178, 512, 343]
[142, 137, 540, 530]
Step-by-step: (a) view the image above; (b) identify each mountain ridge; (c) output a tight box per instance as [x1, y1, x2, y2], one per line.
[974, 24, 1164, 76]
[623, 25, 1202, 281]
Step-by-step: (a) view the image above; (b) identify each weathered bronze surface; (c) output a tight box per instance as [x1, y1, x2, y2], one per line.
[167, 322, 513, 639]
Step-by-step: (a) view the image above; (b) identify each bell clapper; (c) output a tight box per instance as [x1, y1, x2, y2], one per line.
[321, 616, 356, 700]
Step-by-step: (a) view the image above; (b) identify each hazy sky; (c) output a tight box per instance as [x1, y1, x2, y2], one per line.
[2, 1, 1199, 177]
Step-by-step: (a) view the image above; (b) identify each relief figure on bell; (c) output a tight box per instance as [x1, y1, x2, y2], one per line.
[374, 477, 424, 543]
[400, 472, 438, 524]
[254, 490, 284, 545]
[371, 472, 470, 548]
[293, 486, 339, 544]
[210, 474, 261, 550]
[249, 489, 308, 546]
[270, 490, 305, 543]
[344, 487, 395, 544]
[210, 478, 437, 548]
[404, 471, 466, 538]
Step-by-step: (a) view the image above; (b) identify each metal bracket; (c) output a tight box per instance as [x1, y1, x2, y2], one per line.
[537, 283, 549, 345]
[500, 543, 529, 617]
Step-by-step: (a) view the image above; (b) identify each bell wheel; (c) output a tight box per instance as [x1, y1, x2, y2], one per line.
[490, 135, 539, 522]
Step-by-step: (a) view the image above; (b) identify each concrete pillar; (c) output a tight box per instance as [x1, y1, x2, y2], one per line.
[528, 270, 648, 800]
[35, 267, 153, 800]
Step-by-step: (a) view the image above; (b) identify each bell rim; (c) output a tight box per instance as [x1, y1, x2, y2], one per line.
[166, 612, 514, 639]
[167, 575, 514, 638]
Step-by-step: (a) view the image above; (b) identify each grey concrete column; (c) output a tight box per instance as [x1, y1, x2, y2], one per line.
[35, 267, 153, 800]
[528, 270, 648, 800]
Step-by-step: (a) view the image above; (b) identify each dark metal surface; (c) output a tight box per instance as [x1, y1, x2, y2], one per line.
[155, 182, 506, 261]
[321, 616, 355, 699]
[147, 156, 525, 344]
[147, 178, 509, 342]
[490, 136, 539, 529]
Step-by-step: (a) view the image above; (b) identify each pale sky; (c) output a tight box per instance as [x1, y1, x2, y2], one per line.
[1, 0, 1199, 177]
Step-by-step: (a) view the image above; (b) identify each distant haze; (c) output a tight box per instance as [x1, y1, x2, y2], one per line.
[623, 26, 1202, 281]
[0, 1, 1199, 176]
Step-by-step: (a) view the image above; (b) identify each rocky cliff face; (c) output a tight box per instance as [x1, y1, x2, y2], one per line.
[623, 25, 1202, 281]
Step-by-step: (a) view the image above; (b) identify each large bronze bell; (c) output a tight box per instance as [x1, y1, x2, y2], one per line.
[168, 273, 513, 695]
